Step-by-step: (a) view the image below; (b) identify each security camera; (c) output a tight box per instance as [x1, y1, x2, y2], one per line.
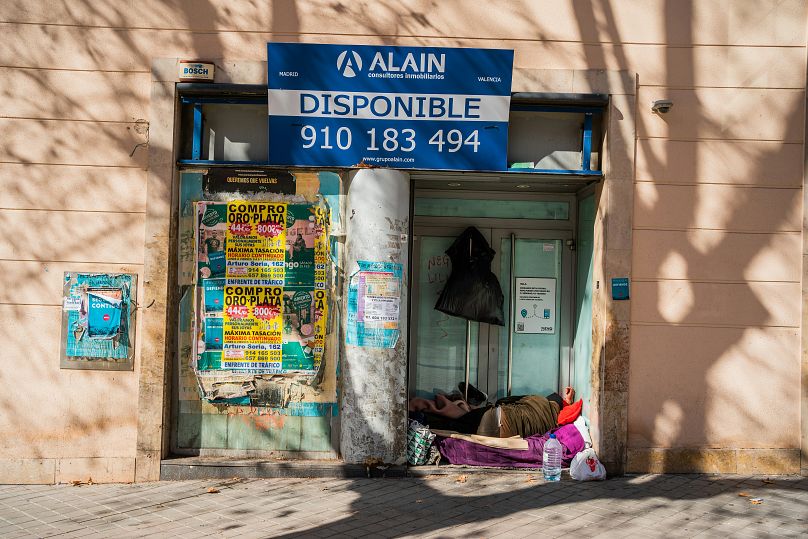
[651, 99, 673, 114]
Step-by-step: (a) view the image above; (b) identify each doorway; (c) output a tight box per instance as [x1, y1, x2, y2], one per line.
[408, 193, 576, 402]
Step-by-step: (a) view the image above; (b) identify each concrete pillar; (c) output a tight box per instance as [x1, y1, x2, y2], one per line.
[340, 169, 410, 465]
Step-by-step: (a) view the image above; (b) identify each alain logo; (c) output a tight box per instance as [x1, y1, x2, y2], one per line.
[336, 50, 362, 78]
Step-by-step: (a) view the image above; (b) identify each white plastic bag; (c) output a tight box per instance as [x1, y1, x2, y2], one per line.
[570, 447, 606, 481]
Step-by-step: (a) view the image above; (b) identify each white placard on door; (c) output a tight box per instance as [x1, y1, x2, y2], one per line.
[513, 277, 556, 334]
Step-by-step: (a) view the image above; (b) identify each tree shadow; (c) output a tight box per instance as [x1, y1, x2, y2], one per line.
[1, 0, 803, 487]
[261, 474, 808, 538]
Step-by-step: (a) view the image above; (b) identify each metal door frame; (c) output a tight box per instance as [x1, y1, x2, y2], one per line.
[409, 194, 577, 400]
[489, 228, 575, 398]
[408, 225, 493, 398]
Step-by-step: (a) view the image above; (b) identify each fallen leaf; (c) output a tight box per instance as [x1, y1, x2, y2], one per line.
[456, 475, 467, 484]
[738, 492, 751, 497]
[70, 480, 82, 487]
[206, 487, 220, 494]
[750, 498, 764, 505]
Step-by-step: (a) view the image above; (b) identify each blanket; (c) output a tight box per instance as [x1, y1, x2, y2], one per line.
[498, 395, 560, 438]
[436, 423, 584, 468]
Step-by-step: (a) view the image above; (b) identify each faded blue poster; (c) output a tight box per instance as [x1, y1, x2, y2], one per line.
[346, 261, 402, 348]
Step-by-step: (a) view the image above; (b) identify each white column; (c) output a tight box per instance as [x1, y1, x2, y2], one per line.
[340, 168, 410, 465]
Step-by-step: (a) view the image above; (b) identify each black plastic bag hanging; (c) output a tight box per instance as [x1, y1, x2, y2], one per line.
[435, 227, 505, 326]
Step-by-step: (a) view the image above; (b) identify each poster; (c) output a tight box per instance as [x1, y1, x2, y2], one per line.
[346, 261, 402, 348]
[86, 289, 123, 339]
[197, 203, 227, 279]
[202, 278, 224, 313]
[195, 200, 330, 375]
[225, 201, 287, 285]
[60, 272, 136, 371]
[513, 277, 556, 334]
[222, 285, 283, 371]
[285, 204, 329, 290]
[281, 289, 327, 370]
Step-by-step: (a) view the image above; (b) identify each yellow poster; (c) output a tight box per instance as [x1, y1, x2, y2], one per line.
[222, 285, 283, 371]
[312, 205, 329, 290]
[225, 201, 287, 285]
[311, 289, 328, 363]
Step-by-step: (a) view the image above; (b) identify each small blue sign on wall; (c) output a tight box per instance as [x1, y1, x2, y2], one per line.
[611, 277, 630, 300]
[267, 43, 514, 171]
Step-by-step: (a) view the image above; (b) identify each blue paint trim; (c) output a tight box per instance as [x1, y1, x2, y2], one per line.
[510, 104, 604, 114]
[582, 112, 593, 172]
[179, 160, 272, 166]
[506, 168, 602, 176]
[181, 96, 266, 105]
[191, 104, 203, 160]
[177, 160, 602, 176]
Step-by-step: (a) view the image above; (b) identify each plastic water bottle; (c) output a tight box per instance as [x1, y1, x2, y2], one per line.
[542, 433, 562, 482]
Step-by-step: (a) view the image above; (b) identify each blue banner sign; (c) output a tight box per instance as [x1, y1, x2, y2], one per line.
[267, 43, 514, 171]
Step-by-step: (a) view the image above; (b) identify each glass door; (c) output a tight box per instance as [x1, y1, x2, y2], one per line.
[490, 230, 573, 399]
[408, 227, 573, 402]
[408, 227, 489, 398]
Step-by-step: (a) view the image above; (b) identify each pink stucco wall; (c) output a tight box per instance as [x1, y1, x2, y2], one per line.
[0, 1, 805, 481]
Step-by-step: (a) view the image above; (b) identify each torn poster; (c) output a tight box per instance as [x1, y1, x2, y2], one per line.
[60, 272, 136, 371]
[195, 201, 330, 375]
[86, 289, 123, 339]
[346, 261, 402, 348]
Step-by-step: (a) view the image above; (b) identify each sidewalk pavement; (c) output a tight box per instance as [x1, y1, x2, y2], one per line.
[0, 474, 805, 538]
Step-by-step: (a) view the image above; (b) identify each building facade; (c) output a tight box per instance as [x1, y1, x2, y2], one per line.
[0, 1, 806, 483]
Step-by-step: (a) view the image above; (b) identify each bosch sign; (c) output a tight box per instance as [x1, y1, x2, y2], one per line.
[178, 61, 215, 82]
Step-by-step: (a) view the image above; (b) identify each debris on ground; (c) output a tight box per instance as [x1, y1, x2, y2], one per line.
[206, 487, 220, 494]
[456, 475, 467, 483]
[70, 478, 94, 487]
[749, 498, 764, 505]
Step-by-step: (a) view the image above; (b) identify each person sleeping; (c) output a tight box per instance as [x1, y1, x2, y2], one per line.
[409, 387, 575, 439]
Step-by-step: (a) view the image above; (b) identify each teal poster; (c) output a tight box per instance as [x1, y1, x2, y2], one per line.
[61, 272, 136, 370]
[346, 261, 402, 348]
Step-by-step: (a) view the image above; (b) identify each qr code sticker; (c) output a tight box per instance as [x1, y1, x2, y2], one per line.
[516, 322, 525, 331]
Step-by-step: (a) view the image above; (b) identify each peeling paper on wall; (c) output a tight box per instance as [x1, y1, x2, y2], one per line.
[185, 180, 338, 407]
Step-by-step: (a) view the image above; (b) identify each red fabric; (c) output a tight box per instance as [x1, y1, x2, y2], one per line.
[557, 399, 583, 425]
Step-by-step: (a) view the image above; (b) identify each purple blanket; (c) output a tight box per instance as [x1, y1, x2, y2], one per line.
[436, 424, 584, 468]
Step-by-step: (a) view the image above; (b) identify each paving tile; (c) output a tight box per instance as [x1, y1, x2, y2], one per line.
[0, 475, 806, 537]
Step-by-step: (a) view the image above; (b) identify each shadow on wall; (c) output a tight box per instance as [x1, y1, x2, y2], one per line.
[0, 1, 226, 473]
[571, 0, 804, 471]
[1, 0, 801, 479]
